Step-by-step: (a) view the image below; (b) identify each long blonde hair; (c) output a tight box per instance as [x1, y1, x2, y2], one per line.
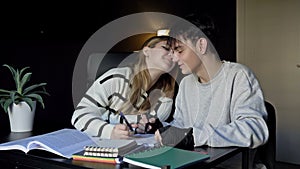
[119, 36, 177, 115]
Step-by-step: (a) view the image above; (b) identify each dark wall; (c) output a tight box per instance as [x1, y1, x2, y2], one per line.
[0, 1, 236, 132]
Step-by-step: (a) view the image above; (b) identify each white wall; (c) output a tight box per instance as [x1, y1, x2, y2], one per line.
[237, 0, 300, 164]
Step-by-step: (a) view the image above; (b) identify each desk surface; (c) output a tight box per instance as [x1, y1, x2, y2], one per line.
[0, 130, 247, 169]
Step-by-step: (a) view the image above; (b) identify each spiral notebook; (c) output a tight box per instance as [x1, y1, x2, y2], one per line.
[123, 146, 210, 169]
[72, 150, 122, 164]
[84, 139, 139, 157]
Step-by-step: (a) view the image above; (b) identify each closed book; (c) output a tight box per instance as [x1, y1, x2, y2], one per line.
[123, 146, 210, 169]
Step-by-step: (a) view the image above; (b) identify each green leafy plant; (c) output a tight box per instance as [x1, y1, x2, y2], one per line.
[0, 64, 49, 113]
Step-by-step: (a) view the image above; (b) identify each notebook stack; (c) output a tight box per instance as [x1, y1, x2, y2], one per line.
[72, 139, 139, 164]
[83, 146, 119, 157]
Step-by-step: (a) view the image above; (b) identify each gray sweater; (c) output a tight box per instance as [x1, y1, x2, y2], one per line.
[171, 61, 269, 148]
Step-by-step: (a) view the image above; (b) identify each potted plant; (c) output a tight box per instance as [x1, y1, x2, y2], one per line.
[0, 64, 49, 132]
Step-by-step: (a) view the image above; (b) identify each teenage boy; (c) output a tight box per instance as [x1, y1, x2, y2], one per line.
[156, 15, 269, 150]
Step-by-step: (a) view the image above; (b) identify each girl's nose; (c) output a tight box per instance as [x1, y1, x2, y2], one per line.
[171, 53, 179, 62]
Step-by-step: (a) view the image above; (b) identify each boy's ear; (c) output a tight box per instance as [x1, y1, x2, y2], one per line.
[143, 47, 150, 56]
[196, 38, 208, 55]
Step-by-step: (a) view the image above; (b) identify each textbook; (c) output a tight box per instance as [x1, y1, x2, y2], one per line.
[0, 128, 96, 159]
[123, 146, 210, 169]
[84, 139, 139, 157]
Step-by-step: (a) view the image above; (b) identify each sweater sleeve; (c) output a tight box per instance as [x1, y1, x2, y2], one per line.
[169, 83, 186, 128]
[194, 69, 269, 148]
[154, 96, 173, 121]
[71, 78, 114, 138]
[71, 69, 130, 139]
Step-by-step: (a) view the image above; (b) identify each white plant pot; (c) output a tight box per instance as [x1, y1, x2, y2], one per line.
[8, 101, 36, 132]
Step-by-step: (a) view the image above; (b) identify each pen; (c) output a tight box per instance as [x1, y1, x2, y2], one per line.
[119, 112, 134, 132]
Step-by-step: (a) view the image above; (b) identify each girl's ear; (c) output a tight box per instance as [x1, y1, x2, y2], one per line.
[196, 38, 208, 55]
[143, 46, 150, 57]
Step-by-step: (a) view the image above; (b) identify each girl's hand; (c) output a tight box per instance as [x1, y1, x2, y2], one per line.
[110, 124, 131, 139]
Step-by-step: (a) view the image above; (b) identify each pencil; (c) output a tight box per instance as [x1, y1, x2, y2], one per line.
[119, 112, 134, 131]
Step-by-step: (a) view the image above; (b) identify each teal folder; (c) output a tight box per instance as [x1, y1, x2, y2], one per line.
[123, 146, 210, 169]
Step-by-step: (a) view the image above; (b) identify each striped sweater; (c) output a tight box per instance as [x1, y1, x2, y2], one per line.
[71, 67, 173, 139]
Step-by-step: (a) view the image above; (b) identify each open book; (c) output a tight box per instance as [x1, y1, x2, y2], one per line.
[0, 128, 96, 159]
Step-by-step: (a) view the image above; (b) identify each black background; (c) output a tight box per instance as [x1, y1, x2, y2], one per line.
[0, 1, 236, 132]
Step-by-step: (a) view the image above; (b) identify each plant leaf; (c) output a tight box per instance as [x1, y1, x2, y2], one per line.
[29, 87, 50, 96]
[3, 99, 13, 113]
[19, 66, 30, 78]
[0, 89, 11, 94]
[10, 91, 16, 104]
[0, 98, 7, 109]
[31, 91, 50, 96]
[23, 83, 47, 95]
[3, 64, 20, 91]
[20, 72, 32, 92]
[12, 90, 22, 100]
[3, 64, 16, 78]
[27, 93, 45, 109]
[16, 69, 21, 93]
[21, 97, 34, 111]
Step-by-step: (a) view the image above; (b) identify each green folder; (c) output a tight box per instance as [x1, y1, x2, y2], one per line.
[123, 146, 210, 169]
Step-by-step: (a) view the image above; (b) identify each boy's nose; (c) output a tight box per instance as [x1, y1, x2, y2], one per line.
[167, 48, 174, 56]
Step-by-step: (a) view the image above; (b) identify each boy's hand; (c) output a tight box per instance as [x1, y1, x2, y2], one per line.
[155, 125, 195, 150]
[135, 114, 156, 133]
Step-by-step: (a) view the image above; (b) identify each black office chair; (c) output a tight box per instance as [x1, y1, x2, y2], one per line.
[254, 101, 276, 169]
[95, 52, 135, 80]
[86, 52, 136, 90]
